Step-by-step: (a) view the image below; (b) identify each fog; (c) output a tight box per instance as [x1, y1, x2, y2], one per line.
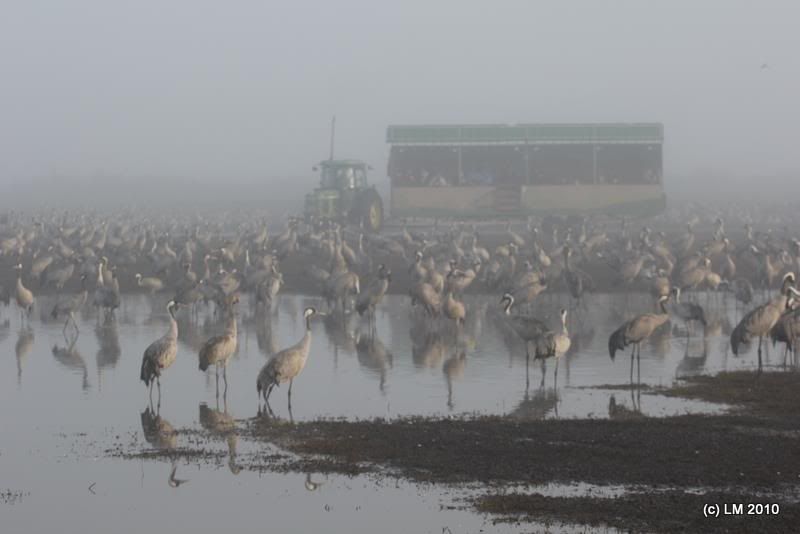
[2, 0, 799, 208]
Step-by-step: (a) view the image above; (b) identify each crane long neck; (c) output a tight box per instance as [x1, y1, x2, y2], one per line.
[297, 324, 313, 357]
[167, 308, 178, 338]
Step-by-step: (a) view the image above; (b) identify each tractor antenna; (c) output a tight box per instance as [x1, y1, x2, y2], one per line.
[329, 115, 336, 161]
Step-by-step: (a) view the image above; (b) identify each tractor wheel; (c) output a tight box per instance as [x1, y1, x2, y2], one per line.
[358, 190, 383, 233]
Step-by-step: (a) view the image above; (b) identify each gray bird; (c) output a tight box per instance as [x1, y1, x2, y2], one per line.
[14, 264, 34, 325]
[257, 307, 316, 415]
[670, 287, 706, 338]
[51, 274, 89, 337]
[731, 273, 799, 371]
[198, 297, 239, 397]
[140, 301, 179, 403]
[608, 295, 671, 382]
[500, 293, 550, 388]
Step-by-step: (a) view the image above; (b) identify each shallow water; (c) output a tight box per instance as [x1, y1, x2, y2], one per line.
[0, 291, 768, 531]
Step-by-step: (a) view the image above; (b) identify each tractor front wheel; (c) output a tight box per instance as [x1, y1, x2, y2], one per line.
[357, 190, 383, 233]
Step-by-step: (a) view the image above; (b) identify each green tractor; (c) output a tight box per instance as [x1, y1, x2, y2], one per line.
[304, 159, 384, 233]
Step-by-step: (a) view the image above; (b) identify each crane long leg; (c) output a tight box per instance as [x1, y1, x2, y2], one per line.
[554, 358, 559, 389]
[630, 344, 636, 383]
[525, 344, 530, 391]
[70, 312, 79, 335]
[287, 379, 294, 414]
[757, 336, 763, 374]
[539, 359, 546, 389]
[637, 344, 641, 385]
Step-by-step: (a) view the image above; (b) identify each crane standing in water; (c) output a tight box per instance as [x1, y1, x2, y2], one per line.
[51, 274, 89, 337]
[140, 301, 179, 405]
[608, 295, 671, 382]
[14, 264, 34, 326]
[535, 308, 572, 388]
[257, 307, 317, 416]
[198, 296, 239, 397]
[731, 273, 799, 372]
[500, 293, 549, 389]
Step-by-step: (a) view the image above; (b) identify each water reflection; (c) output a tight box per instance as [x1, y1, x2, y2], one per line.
[176, 313, 212, 353]
[355, 332, 393, 393]
[15, 327, 34, 385]
[510, 387, 559, 420]
[412, 330, 446, 369]
[1, 292, 759, 534]
[140, 406, 177, 450]
[253, 312, 278, 356]
[323, 311, 358, 354]
[52, 334, 89, 391]
[443, 351, 466, 410]
[608, 390, 643, 420]
[139, 406, 190, 487]
[95, 317, 121, 388]
[199, 401, 241, 475]
[675, 337, 710, 377]
[304, 473, 325, 491]
[646, 323, 672, 358]
[0, 293, 753, 423]
[0, 318, 10, 345]
[168, 462, 190, 488]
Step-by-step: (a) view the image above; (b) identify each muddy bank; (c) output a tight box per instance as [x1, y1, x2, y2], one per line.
[246, 413, 798, 489]
[663, 370, 800, 418]
[235, 372, 800, 487]
[113, 371, 800, 533]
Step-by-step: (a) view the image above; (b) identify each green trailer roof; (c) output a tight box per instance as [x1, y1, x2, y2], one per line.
[386, 123, 663, 145]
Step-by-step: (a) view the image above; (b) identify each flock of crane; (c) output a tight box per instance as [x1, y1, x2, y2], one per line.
[2, 205, 800, 417]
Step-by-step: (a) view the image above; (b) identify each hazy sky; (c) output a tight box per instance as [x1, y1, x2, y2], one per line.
[2, 0, 799, 185]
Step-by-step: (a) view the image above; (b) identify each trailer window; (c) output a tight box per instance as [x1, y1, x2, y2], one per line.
[389, 146, 458, 186]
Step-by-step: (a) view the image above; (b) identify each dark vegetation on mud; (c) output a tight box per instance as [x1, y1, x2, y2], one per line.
[476, 491, 799, 534]
[112, 371, 800, 533]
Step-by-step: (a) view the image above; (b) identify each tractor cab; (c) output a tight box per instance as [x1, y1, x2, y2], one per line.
[319, 160, 369, 190]
[304, 159, 383, 232]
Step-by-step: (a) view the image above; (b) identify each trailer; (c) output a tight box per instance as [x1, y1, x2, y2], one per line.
[387, 123, 665, 218]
